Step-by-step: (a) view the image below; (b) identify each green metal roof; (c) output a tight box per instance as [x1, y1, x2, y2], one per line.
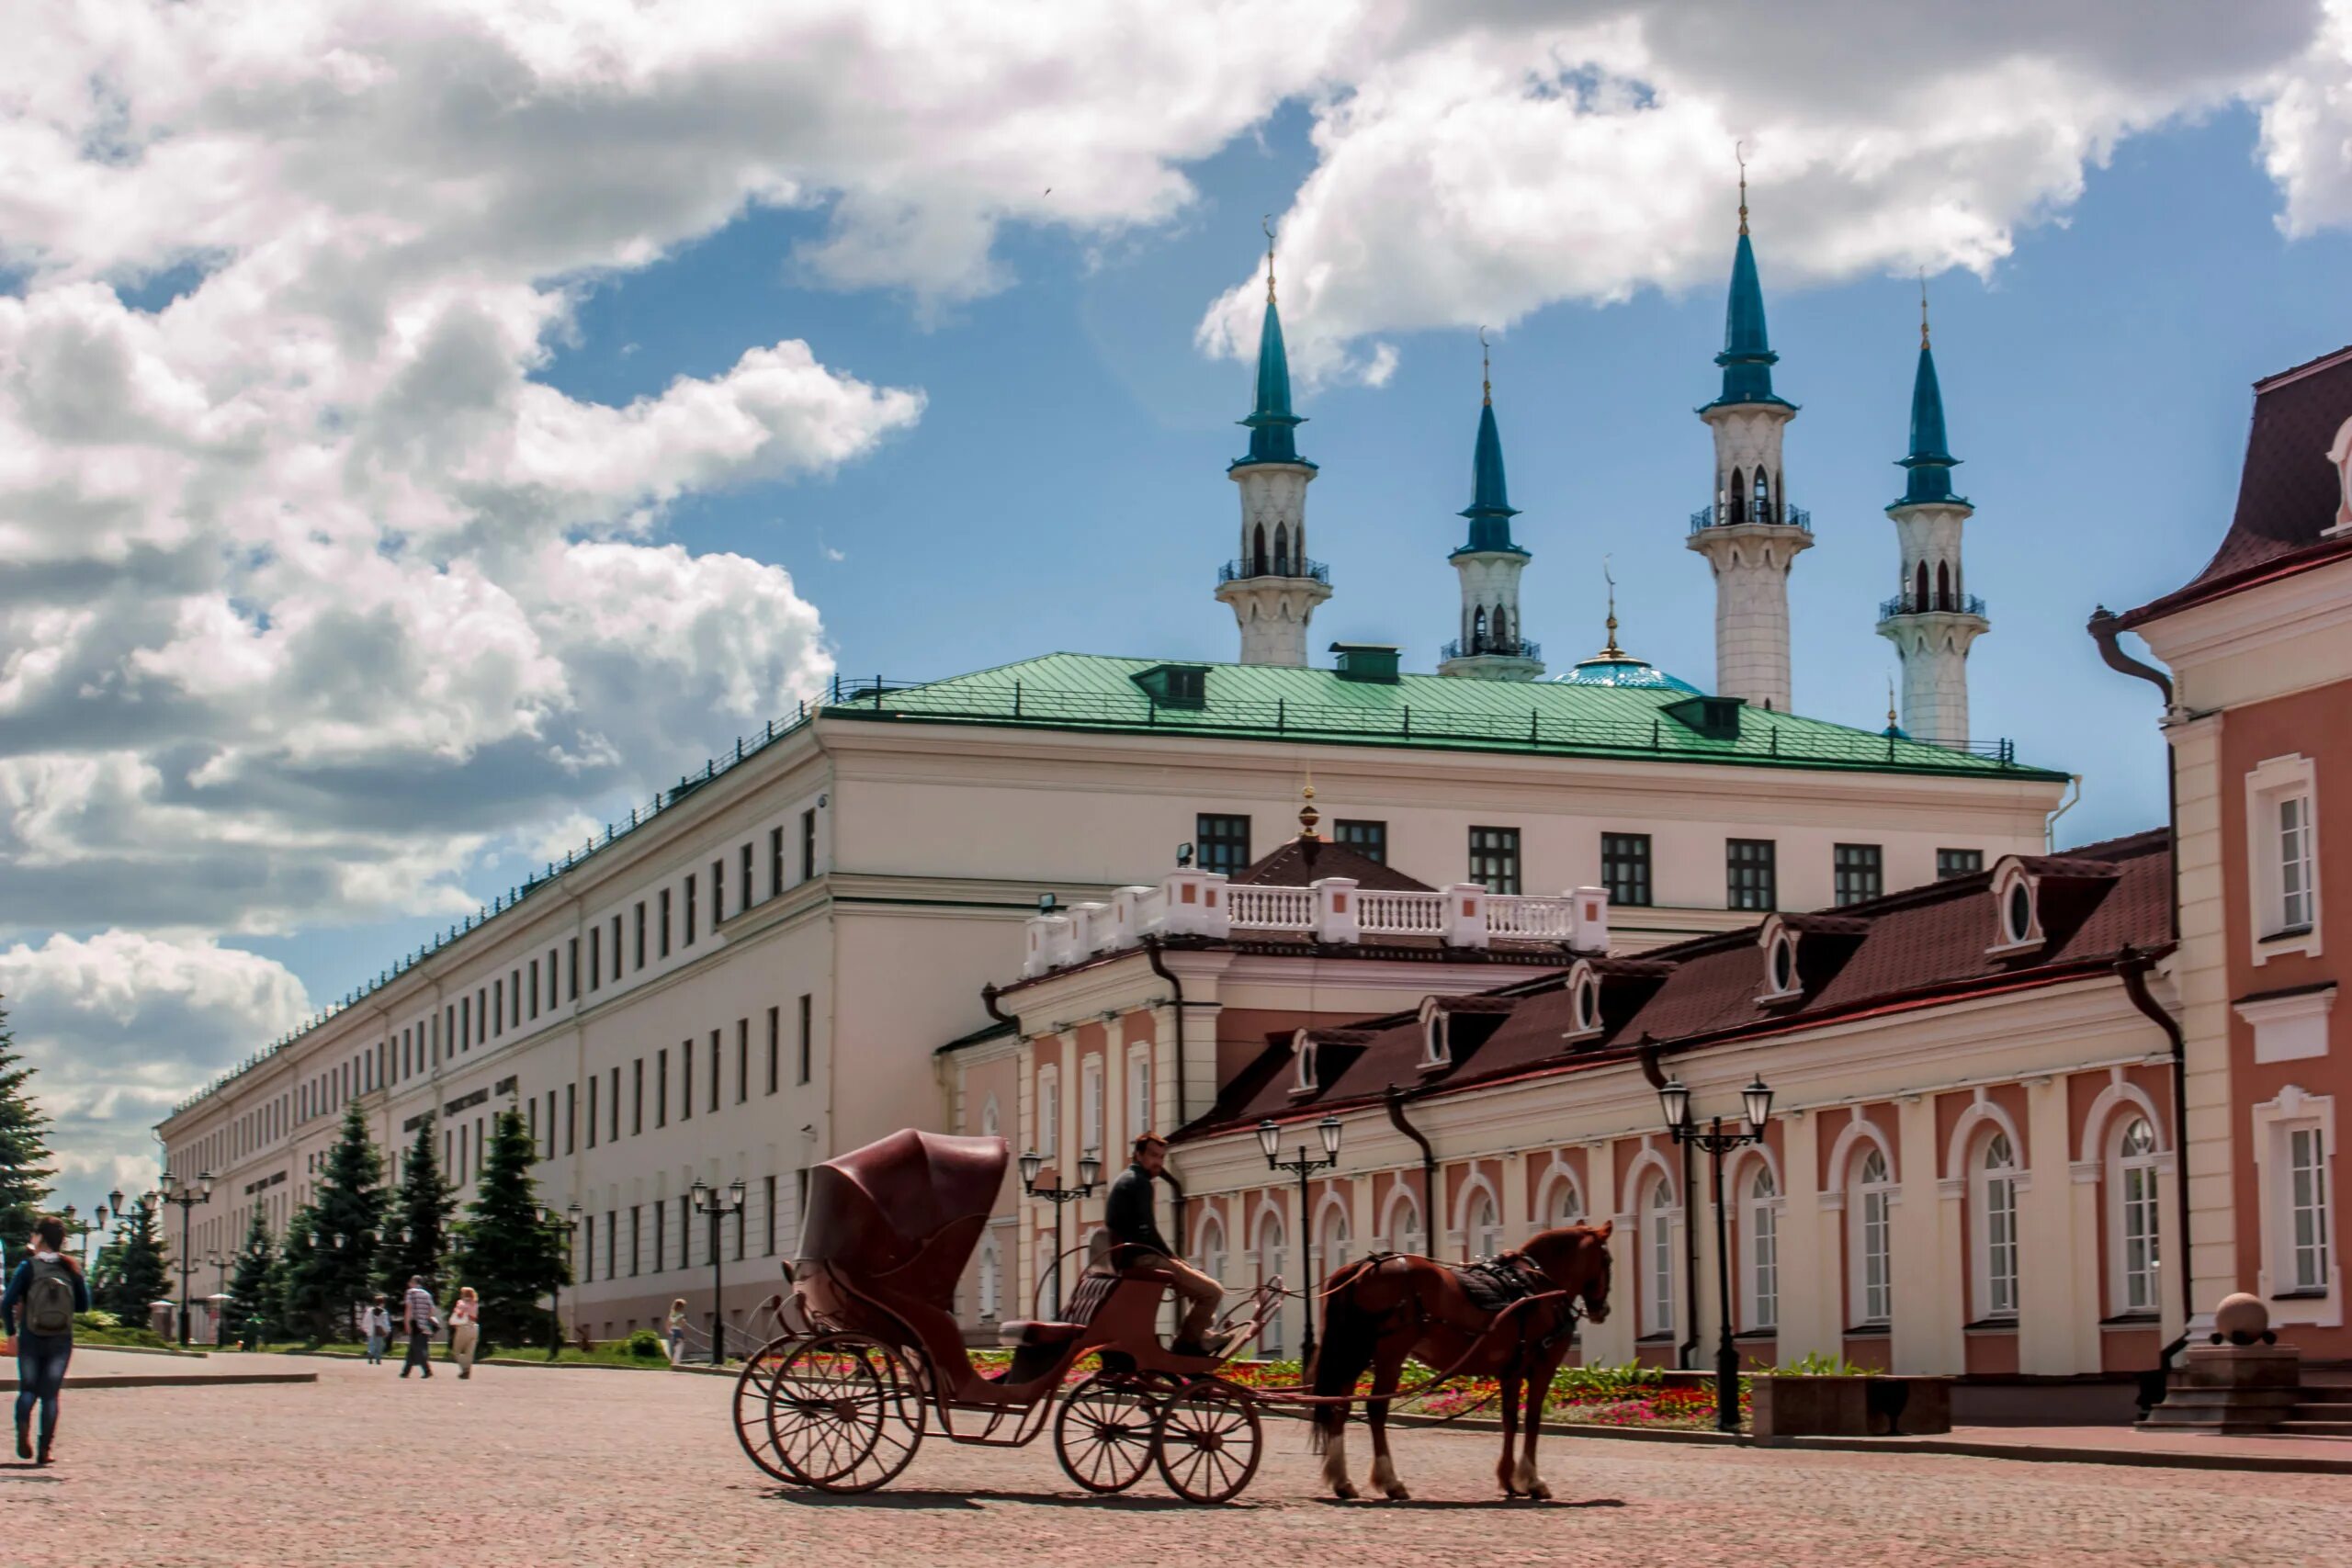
[822, 653, 2064, 780]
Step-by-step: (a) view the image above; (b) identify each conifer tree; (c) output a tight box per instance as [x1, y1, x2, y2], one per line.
[449, 1108, 566, 1357]
[274, 1204, 328, 1342]
[297, 1103, 387, 1337]
[382, 1119, 455, 1298]
[99, 1199, 170, 1323]
[0, 998, 56, 1250]
[227, 1205, 279, 1346]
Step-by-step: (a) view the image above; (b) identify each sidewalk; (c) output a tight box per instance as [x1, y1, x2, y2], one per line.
[0, 1347, 316, 1392]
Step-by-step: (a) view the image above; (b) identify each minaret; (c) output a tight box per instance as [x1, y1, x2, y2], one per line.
[1685, 158, 1811, 712]
[1440, 332, 1543, 680]
[1216, 226, 1331, 666]
[1875, 285, 1986, 747]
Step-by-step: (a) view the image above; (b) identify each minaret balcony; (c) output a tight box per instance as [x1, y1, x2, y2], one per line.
[1219, 557, 1329, 586]
[1440, 636, 1542, 662]
[1690, 503, 1811, 535]
[1878, 592, 1987, 621]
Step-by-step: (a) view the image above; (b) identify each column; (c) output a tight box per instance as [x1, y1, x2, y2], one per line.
[2169, 715, 2235, 1324]
[1583, 1142, 1632, 1365]
[1775, 1111, 1830, 1362]
[1893, 1097, 1961, 1373]
[2017, 1076, 2078, 1373]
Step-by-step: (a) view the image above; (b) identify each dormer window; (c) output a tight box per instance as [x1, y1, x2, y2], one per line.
[1418, 997, 1451, 1070]
[2328, 415, 2352, 537]
[1293, 1029, 1318, 1096]
[1986, 860, 2044, 956]
[2006, 884, 2032, 942]
[1564, 962, 1602, 1043]
[1756, 916, 1804, 1004]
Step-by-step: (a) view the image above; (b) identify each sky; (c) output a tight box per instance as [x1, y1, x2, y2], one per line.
[10, 0, 2352, 1218]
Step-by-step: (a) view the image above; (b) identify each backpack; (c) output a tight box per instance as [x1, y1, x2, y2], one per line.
[24, 1258, 77, 1337]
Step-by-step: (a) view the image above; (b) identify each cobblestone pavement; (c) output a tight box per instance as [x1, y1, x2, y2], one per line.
[14, 1356, 2352, 1566]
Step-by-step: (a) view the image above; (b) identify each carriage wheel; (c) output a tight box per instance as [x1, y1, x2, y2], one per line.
[1153, 1380, 1262, 1505]
[732, 1335, 803, 1483]
[765, 1332, 927, 1493]
[1053, 1372, 1159, 1494]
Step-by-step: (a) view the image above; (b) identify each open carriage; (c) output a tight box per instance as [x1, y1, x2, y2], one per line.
[733, 1130, 1283, 1503]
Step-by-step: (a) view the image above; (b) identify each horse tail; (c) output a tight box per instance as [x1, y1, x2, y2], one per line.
[1309, 1259, 1377, 1453]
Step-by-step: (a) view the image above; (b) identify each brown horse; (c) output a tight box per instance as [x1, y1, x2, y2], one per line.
[1307, 1222, 1612, 1501]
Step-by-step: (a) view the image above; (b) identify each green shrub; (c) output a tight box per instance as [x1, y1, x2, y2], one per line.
[63, 1310, 170, 1348]
[1764, 1351, 1880, 1377]
[624, 1328, 667, 1360]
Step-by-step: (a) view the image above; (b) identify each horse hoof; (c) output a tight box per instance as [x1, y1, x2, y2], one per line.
[1385, 1486, 1412, 1502]
[1527, 1482, 1553, 1502]
[1333, 1483, 1359, 1501]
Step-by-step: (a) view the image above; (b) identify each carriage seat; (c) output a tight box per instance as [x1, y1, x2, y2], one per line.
[997, 1318, 1085, 1348]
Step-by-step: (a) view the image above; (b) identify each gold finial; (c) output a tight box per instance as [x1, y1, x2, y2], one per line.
[1736, 141, 1749, 236]
[1600, 555, 1623, 657]
[1298, 773, 1319, 839]
[1918, 269, 1930, 349]
[1479, 325, 1491, 406]
[1887, 676, 1899, 730]
[1262, 213, 1277, 304]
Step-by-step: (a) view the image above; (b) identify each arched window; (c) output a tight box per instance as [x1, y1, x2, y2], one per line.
[1975, 1132, 2020, 1318]
[1547, 1174, 1586, 1228]
[1472, 605, 1488, 649]
[1644, 1176, 1677, 1337]
[1915, 560, 1929, 612]
[1742, 1164, 1780, 1331]
[1752, 467, 1771, 522]
[1387, 1190, 1425, 1257]
[1252, 524, 1268, 577]
[1274, 524, 1290, 576]
[1729, 468, 1747, 524]
[1318, 1205, 1351, 1276]
[1193, 1213, 1227, 1286]
[1492, 606, 1510, 648]
[1256, 1211, 1288, 1352]
[980, 1096, 1000, 1139]
[1467, 1190, 1503, 1260]
[977, 1237, 1001, 1320]
[1849, 1145, 1894, 1325]
[2114, 1116, 2162, 1314]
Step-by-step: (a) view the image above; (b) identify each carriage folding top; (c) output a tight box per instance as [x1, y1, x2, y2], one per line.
[799, 1130, 1004, 1305]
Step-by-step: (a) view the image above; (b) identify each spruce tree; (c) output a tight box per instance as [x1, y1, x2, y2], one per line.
[449, 1109, 566, 1357]
[0, 999, 55, 1251]
[382, 1120, 455, 1300]
[273, 1204, 328, 1342]
[100, 1200, 170, 1324]
[297, 1103, 387, 1337]
[227, 1206, 279, 1346]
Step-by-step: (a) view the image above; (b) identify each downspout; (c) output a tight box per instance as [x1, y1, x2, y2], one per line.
[1636, 1039, 1700, 1371]
[1141, 938, 1188, 1255]
[2117, 944, 2192, 1405]
[1383, 1084, 1437, 1254]
[2087, 608, 2179, 942]
[2044, 775, 2083, 854]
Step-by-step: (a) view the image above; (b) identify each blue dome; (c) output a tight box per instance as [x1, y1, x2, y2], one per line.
[1553, 653, 1702, 693]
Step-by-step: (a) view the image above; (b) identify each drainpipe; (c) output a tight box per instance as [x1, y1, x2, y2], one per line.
[1141, 938, 1188, 1255]
[979, 982, 1015, 1029]
[2087, 608, 2180, 942]
[1635, 1039, 1701, 1371]
[2045, 774, 2083, 854]
[2117, 943, 2192, 1403]
[1383, 1084, 1437, 1253]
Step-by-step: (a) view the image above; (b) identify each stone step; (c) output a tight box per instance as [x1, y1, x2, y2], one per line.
[2276, 1421, 2352, 1438]
[2154, 1386, 2299, 1409]
[2290, 1402, 2352, 1420]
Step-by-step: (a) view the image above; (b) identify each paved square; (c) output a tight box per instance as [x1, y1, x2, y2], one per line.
[16, 1356, 2352, 1565]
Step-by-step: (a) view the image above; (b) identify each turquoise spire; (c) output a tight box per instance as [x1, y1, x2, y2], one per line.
[1456, 331, 1523, 555]
[1233, 229, 1313, 470]
[1894, 286, 1965, 507]
[1706, 160, 1790, 411]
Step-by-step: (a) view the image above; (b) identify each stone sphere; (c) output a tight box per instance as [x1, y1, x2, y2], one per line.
[2213, 1292, 2270, 1344]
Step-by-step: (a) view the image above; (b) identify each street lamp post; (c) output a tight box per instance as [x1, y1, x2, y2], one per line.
[1255, 1115, 1342, 1363]
[203, 1251, 230, 1345]
[689, 1180, 747, 1366]
[155, 1170, 215, 1346]
[1657, 1074, 1775, 1434]
[535, 1204, 582, 1360]
[1018, 1148, 1102, 1318]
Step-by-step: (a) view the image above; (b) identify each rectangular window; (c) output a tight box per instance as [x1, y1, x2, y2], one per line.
[1039, 1070, 1060, 1156]
[656, 1048, 670, 1126]
[1194, 813, 1251, 875]
[567, 939, 578, 1001]
[1333, 819, 1387, 864]
[2291, 1125, 2331, 1292]
[475, 989, 486, 1045]
[684, 874, 697, 946]
[529, 959, 540, 1020]
[492, 979, 503, 1037]
[712, 858, 724, 928]
[740, 844, 752, 918]
[678, 1195, 691, 1270]
[682, 1040, 694, 1121]
[613, 913, 625, 980]
[736, 1018, 749, 1103]
[661, 888, 674, 957]
[1081, 1061, 1103, 1157]
[1751, 1196, 1779, 1330]
[652, 1201, 665, 1277]
[582, 1214, 594, 1282]
[588, 927, 602, 992]
[765, 1007, 780, 1096]
[795, 1169, 810, 1254]
[2122, 1161, 2161, 1314]
[510, 969, 521, 1027]
[1862, 1188, 1894, 1321]
[1129, 1054, 1150, 1139]
[708, 1031, 720, 1114]
[526, 1095, 537, 1148]
[608, 1066, 620, 1143]
[1468, 826, 1521, 895]
[1984, 1173, 2018, 1316]
[1601, 832, 1653, 908]
[586, 1075, 598, 1149]
[2281, 795, 2316, 932]
[605, 1213, 616, 1282]
[545, 1089, 556, 1159]
[801, 808, 818, 881]
[565, 1083, 576, 1156]
[764, 1174, 778, 1256]
[630, 1206, 641, 1277]
[1936, 848, 1984, 881]
[770, 826, 785, 898]
[797, 994, 812, 1086]
[632, 1058, 644, 1135]
[1725, 840, 1777, 912]
[1834, 843, 1884, 908]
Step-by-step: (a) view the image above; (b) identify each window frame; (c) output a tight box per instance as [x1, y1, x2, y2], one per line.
[1601, 831, 1653, 908]
[1973, 1132, 2021, 1322]
[2111, 1115, 2163, 1316]
[1333, 818, 1387, 863]
[2245, 753, 2323, 964]
[1936, 848, 1984, 881]
[1194, 812, 1251, 876]
[1833, 843, 1884, 908]
[1738, 1156, 1781, 1332]
[1848, 1145, 1894, 1326]
[1725, 839, 1777, 912]
[1467, 825, 1521, 896]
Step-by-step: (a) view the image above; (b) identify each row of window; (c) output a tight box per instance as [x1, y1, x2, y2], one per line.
[1193, 813, 1984, 909]
[1032, 1054, 1154, 1159]
[575, 1172, 811, 1282]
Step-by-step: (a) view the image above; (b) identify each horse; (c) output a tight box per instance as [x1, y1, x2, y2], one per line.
[1307, 1222, 1613, 1502]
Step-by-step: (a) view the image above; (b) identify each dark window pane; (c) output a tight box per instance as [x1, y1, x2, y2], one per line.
[1726, 840, 1777, 912]
[1601, 832, 1653, 908]
[1334, 819, 1387, 864]
[1834, 843, 1883, 908]
[1468, 827, 1521, 895]
[1195, 813, 1251, 875]
[1936, 848, 1984, 880]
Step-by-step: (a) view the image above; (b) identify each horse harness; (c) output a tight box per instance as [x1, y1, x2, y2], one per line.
[1350, 1250, 1583, 1365]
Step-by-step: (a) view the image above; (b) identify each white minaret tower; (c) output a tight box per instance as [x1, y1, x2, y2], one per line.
[1440, 333, 1544, 681]
[1215, 230, 1330, 666]
[1876, 287, 1987, 747]
[1686, 164, 1811, 712]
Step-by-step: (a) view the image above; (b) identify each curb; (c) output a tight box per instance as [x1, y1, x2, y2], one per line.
[3, 1371, 318, 1392]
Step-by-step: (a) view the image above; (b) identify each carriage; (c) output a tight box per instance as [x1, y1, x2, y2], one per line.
[732, 1129, 1284, 1503]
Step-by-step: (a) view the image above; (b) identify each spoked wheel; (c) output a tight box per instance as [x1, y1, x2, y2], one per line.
[1054, 1372, 1159, 1494]
[732, 1334, 804, 1482]
[1153, 1379, 1263, 1505]
[765, 1332, 927, 1493]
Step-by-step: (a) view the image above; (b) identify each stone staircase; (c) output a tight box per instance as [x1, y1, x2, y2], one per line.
[2279, 1364, 2352, 1437]
[2141, 1354, 2352, 1437]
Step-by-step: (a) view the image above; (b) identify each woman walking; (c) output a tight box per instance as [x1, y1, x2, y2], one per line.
[667, 1299, 688, 1364]
[3, 1216, 92, 1465]
[450, 1287, 481, 1379]
[362, 1295, 391, 1365]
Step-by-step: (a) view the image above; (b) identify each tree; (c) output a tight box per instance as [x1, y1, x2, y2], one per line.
[381, 1120, 455, 1301]
[227, 1206, 279, 1345]
[0, 998, 56, 1252]
[297, 1103, 386, 1337]
[272, 1204, 327, 1342]
[449, 1108, 567, 1357]
[99, 1200, 169, 1325]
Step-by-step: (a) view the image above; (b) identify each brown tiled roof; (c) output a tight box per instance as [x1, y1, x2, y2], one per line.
[1229, 833, 1433, 892]
[2113, 346, 2352, 629]
[1179, 829, 2174, 1140]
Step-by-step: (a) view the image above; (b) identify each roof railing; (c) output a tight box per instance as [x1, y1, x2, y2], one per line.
[1439, 637, 1542, 661]
[1217, 557, 1330, 585]
[1878, 592, 1989, 620]
[1690, 503, 1812, 534]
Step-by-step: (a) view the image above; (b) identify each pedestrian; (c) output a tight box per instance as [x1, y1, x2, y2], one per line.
[667, 1299, 687, 1364]
[450, 1287, 481, 1379]
[399, 1275, 437, 1379]
[3, 1215, 92, 1465]
[362, 1295, 391, 1365]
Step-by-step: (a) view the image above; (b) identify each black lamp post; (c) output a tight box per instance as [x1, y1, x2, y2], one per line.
[535, 1203, 582, 1360]
[155, 1169, 215, 1346]
[1018, 1147, 1102, 1318]
[690, 1179, 747, 1365]
[1657, 1073, 1774, 1434]
[203, 1251, 230, 1345]
[1255, 1115, 1342, 1363]
[59, 1205, 98, 1273]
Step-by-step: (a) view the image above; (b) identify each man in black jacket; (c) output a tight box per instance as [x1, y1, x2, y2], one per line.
[1103, 1134, 1229, 1356]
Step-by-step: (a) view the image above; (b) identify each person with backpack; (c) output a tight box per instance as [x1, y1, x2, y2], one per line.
[3, 1216, 92, 1465]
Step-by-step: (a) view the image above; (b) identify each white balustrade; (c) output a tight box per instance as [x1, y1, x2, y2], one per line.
[1227, 884, 1314, 930]
[1487, 895, 1577, 941]
[1358, 889, 1445, 936]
